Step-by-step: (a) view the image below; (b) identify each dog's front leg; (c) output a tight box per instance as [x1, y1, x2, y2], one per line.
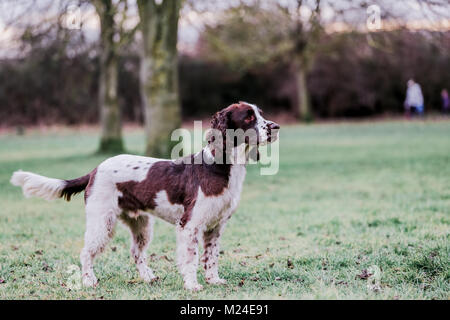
[202, 224, 226, 285]
[176, 224, 202, 291]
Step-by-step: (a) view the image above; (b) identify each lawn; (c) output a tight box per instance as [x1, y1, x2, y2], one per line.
[0, 120, 449, 299]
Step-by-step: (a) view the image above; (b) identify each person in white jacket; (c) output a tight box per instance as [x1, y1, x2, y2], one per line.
[404, 79, 424, 116]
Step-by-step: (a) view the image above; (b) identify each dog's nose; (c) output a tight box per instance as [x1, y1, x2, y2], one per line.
[269, 122, 280, 130]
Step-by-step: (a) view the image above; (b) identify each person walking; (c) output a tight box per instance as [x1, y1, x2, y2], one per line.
[404, 79, 424, 117]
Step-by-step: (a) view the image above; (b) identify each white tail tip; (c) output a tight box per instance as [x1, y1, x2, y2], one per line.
[10, 170, 65, 201]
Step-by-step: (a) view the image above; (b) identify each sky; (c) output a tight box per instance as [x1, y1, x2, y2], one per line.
[0, 0, 449, 58]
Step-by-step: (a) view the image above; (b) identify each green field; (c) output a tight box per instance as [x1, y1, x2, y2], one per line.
[0, 120, 449, 299]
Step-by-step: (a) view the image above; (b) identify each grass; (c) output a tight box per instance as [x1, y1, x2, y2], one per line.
[0, 120, 449, 300]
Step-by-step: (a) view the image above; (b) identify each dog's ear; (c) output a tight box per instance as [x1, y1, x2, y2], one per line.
[211, 108, 231, 139]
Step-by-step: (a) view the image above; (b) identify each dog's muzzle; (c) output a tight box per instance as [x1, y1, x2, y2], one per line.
[267, 122, 280, 143]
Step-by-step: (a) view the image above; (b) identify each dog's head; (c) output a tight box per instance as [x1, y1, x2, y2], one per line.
[209, 102, 280, 161]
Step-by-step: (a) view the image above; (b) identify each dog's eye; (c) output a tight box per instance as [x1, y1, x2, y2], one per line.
[245, 114, 255, 123]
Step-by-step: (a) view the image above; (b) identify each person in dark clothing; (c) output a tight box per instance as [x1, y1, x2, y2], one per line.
[442, 89, 449, 114]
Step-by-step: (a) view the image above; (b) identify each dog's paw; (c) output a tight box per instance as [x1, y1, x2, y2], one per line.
[82, 274, 98, 287]
[206, 278, 227, 285]
[140, 267, 158, 283]
[142, 273, 159, 284]
[184, 283, 203, 291]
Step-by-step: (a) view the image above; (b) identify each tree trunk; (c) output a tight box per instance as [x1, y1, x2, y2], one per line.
[138, 0, 181, 157]
[296, 66, 311, 122]
[97, 0, 124, 153]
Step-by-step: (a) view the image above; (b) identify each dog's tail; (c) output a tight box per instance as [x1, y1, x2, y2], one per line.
[10, 170, 92, 201]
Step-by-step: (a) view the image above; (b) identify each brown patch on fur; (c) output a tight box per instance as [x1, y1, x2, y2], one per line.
[211, 102, 258, 135]
[60, 168, 97, 202]
[210, 102, 260, 163]
[116, 103, 262, 227]
[202, 227, 221, 271]
[116, 153, 231, 228]
[84, 168, 98, 202]
[202, 256, 209, 270]
[60, 174, 87, 201]
[105, 214, 115, 238]
[119, 213, 149, 259]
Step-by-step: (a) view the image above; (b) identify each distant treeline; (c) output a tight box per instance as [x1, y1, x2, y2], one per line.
[0, 30, 449, 126]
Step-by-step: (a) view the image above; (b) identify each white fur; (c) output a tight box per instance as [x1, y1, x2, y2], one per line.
[11, 104, 276, 291]
[153, 190, 184, 224]
[247, 102, 278, 145]
[73, 148, 249, 291]
[10, 170, 65, 201]
[175, 164, 246, 290]
[98, 154, 162, 183]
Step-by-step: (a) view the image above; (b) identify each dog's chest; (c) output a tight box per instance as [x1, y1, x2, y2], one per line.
[225, 164, 246, 207]
[202, 165, 246, 227]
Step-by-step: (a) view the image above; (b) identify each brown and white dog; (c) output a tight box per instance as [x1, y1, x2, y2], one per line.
[10, 102, 280, 291]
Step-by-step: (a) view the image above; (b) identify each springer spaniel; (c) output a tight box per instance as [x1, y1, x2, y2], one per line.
[10, 102, 280, 291]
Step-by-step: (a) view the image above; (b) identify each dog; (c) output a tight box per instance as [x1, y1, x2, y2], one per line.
[10, 102, 280, 291]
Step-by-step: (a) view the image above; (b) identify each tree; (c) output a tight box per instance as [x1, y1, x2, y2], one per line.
[290, 0, 323, 121]
[200, 0, 432, 121]
[93, 0, 140, 153]
[200, 1, 326, 121]
[1, 0, 137, 150]
[137, 0, 182, 157]
[93, 0, 123, 153]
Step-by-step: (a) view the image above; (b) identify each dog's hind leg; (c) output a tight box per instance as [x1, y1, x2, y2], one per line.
[120, 212, 157, 283]
[80, 203, 118, 287]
